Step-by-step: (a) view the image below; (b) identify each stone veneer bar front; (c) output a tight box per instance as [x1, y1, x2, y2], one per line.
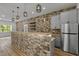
[11, 32, 55, 56]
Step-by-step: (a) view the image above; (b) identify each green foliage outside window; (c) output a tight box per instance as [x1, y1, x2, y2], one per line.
[0, 25, 12, 32]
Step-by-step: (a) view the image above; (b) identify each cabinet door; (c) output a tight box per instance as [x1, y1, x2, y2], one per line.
[60, 9, 77, 24]
[68, 9, 77, 23]
[60, 11, 69, 24]
[69, 35, 78, 54]
[78, 9, 79, 24]
[51, 15, 60, 29]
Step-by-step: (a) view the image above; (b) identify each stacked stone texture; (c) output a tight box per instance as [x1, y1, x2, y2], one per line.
[11, 32, 52, 56]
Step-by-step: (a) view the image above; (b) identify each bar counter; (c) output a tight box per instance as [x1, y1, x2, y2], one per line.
[11, 32, 55, 56]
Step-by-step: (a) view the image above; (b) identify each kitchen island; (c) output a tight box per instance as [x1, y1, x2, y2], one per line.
[11, 32, 55, 56]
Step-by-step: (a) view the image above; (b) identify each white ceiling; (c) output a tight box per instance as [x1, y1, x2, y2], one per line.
[0, 3, 77, 21]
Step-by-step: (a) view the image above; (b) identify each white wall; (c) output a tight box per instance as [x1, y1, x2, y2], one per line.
[0, 20, 16, 38]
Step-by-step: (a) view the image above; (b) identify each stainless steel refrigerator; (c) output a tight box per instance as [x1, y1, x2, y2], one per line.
[61, 22, 79, 55]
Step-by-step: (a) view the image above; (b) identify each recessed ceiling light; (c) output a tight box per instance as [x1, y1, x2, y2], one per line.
[32, 11, 34, 14]
[43, 7, 46, 10]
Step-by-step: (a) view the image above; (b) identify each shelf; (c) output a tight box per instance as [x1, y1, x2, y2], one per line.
[29, 25, 36, 27]
[29, 22, 36, 24]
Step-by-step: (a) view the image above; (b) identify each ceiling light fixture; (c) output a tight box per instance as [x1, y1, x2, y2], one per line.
[36, 4, 42, 13]
[23, 11, 27, 17]
[16, 6, 20, 20]
[11, 4, 28, 22]
[23, 4, 28, 17]
[12, 10, 15, 21]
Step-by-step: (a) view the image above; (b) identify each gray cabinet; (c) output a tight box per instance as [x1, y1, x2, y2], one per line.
[51, 15, 60, 29]
[77, 9, 79, 24]
[60, 9, 77, 24]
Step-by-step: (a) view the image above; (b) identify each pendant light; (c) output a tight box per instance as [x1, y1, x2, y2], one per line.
[23, 4, 28, 17]
[23, 11, 27, 17]
[11, 4, 28, 22]
[36, 4, 42, 13]
[16, 6, 20, 20]
[12, 10, 15, 21]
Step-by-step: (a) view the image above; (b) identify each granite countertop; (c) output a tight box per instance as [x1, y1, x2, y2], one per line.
[12, 32, 52, 38]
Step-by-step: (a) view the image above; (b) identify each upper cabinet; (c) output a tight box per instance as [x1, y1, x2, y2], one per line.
[51, 14, 60, 29]
[51, 9, 78, 30]
[77, 9, 79, 24]
[60, 9, 77, 24]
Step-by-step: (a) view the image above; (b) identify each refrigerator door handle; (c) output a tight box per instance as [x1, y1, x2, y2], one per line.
[62, 33, 78, 35]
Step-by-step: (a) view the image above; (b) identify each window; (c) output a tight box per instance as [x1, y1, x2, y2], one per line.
[0, 24, 12, 32]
